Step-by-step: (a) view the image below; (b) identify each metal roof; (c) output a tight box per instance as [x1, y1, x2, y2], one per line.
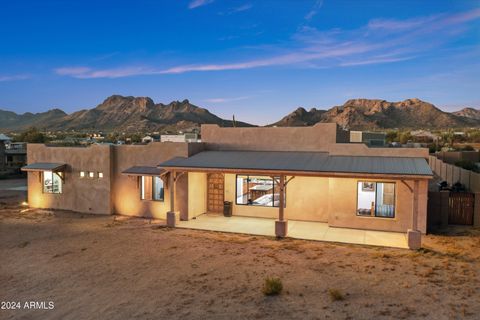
[122, 166, 165, 176]
[159, 151, 433, 177]
[22, 162, 66, 172]
[0, 133, 11, 141]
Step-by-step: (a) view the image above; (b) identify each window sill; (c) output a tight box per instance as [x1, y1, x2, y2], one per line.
[356, 214, 396, 220]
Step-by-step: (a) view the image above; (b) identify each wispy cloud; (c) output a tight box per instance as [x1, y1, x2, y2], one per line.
[204, 96, 251, 103]
[188, 0, 214, 9]
[0, 74, 30, 82]
[55, 8, 480, 79]
[219, 3, 252, 15]
[55, 66, 157, 79]
[305, 0, 323, 20]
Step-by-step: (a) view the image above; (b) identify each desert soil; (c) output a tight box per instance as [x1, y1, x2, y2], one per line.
[1, 182, 479, 320]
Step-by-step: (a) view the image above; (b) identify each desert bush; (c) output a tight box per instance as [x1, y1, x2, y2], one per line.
[328, 288, 345, 301]
[263, 277, 283, 296]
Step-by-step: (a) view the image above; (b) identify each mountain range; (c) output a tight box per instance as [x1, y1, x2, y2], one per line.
[0, 95, 479, 132]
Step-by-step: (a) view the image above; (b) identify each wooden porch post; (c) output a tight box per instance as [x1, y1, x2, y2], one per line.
[412, 180, 419, 230]
[407, 179, 421, 250]
[275, 174, 287, 237]
[167, 170, 176, 227]
[279, 174, 285, 221]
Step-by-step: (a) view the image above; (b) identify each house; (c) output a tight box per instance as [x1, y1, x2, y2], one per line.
[161, 133, 199, 143]
[350, 131, 386, 147]
[5, 142, 27, 170]
[22, 123, 432, 249]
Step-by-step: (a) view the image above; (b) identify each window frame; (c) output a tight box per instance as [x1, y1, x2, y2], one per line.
[42, 171, 63, 194]
[356, 180, 396, 219]
[235, 174, 285, 208]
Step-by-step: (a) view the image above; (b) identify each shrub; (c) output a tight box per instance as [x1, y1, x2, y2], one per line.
[328, 288, 345, 301]
[262, 277, 283, 296]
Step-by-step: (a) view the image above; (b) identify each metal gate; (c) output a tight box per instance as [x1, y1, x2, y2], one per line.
[448, 192, 474, 225]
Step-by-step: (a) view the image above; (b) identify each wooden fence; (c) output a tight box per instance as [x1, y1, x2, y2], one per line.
[428, 191, 476, 227]
[428, 155, 480, 192]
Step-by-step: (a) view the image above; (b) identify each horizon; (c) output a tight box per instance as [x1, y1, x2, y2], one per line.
[0, 0, 479, 125]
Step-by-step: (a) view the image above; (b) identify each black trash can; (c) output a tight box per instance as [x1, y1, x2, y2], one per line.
[223, 201, 232, 217]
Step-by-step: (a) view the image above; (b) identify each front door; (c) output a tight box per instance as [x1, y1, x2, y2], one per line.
[207, 173, 224, 213]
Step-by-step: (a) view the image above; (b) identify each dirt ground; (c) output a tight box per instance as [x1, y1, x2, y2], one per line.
[1, 187, 479, 320]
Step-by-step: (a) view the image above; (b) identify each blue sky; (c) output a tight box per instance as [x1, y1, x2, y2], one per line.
[0, 0, 479, 125]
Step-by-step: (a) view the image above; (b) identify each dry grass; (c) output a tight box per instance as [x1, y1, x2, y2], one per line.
[262, 277, 283, 296]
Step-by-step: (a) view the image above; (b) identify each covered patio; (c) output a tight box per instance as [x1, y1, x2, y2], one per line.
[159, 150, 432, 250]
[177, 214, 408, 249]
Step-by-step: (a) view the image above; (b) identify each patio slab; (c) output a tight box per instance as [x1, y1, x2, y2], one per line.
[177, 214, 408, 249]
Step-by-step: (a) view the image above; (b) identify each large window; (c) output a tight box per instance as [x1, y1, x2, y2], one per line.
[236, 175, 285, 207]
[153, 176, 164, 201]
[140, 176, 164, 201]
[357, 181, 395, 218]
[43, 171, 62, 194]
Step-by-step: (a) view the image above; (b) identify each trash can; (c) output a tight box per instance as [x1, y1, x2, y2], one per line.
[223, 201, 232, 217]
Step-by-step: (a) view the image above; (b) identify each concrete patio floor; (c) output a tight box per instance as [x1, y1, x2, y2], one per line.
[177, 214, 408, 249]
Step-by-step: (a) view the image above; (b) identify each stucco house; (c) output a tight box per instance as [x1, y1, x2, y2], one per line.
[22, 123, 432, 249]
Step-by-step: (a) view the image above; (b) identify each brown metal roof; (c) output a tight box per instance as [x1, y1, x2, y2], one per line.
[122, 166, 165, 176]
[21, 162, 66, 172]
[159, 151, 433, 177]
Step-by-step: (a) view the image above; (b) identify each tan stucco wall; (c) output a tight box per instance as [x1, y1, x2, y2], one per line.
[327, 178, 427, 233]
[26, 142, 206, 219]
[111, 142, 203, 220]
[26, 144, 113, 214]
[195, 173, 428, 233]
[201, 123, 339, 152]
[201, 124, 428, 158]
[188, 172, 207, 218]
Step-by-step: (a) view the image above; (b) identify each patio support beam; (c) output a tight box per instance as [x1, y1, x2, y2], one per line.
[275, 174, 288, 238]
[167, 170, 177, 227]
[407, 179, 421, 250]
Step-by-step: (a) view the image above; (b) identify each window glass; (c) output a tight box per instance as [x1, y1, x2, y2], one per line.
[357, 181, 395, 218]
[236, 175, 284, 207]
[153, 176, 164, 201]
[43, 171, 62, 194]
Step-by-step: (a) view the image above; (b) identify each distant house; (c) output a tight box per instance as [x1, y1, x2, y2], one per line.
[350, 131, 386, 146]
[141, 134, 160, 143]
[5, 142, 27, 170]
[411, 130, 439, 142]
[161, 133, 199, 143]
[0, 134, 9, 169]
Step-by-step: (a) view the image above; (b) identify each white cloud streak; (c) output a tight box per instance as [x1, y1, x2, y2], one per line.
[188, 0, 214, 9]
[304, 0, 323, 21]
[0, 74, 30, 82]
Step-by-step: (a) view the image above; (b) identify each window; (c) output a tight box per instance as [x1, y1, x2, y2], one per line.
[79, 171, 85, 178]
[43, 171, 62, 194]
[98, 172, 103, 178]
[152, 176, 164, 201]
[235, 175, 284, 207]
[88, 171, 94, 178]
[140, 176, 164, 201]
[357, 181, 395, 218]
